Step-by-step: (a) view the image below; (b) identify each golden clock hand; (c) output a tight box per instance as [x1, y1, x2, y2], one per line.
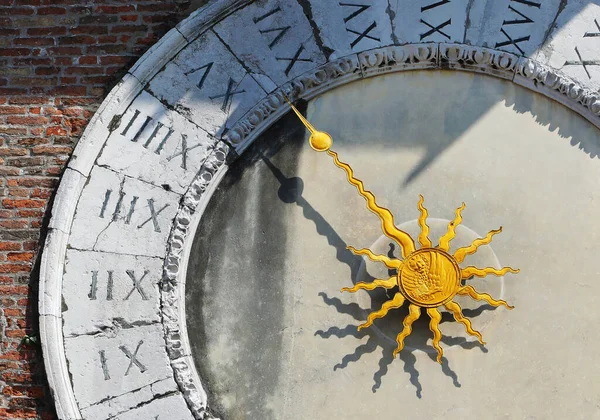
[284, 96, 333, 152]
[284, 97, 416, 258]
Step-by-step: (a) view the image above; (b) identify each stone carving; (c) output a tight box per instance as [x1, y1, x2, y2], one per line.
[439, 43, 519, 79]
[223, 55, 361, 149]
[161, 141, 229, 419]
[515, 58, 600, 125]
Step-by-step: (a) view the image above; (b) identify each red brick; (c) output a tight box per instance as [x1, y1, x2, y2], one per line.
[58, 35, 95, 45]
[0, 264, 31, 273]
[0, 220, 29, 229]
[22, 241, 37, 251]
[0, 167, 21, 176]
[2, 199, 45, 209]
[47, 46, 81, 55]
[78, 55, 97, 65]
[37, 6, 66, 14]
[121, 14, 138, 22]
[81, 75, 112, 85]
[0, 242, 21, 251]
[0, 88, 28, 95]
[96, 4, 134, 13]
[6, 329, 27, 338]
[0, 106, 27, 115]
[0, 48, 31, 57]
[111, 24, 147, 33]
[0, 7, 34, 15]
[79, 14, 117, 24]
[54, 57, 72, 65]
[16, 209, 43, 217]
[2, 308, 25, 317]
[64, 66, 103, 75]
[12, 76, 58, 86]
[6, 116, 49, 125]
[32, 145, 72, 154]
[70, 25, 108, 35]
[100, 55, 134, 65]
[16, 177, 56, 188]
[86, 44, 126, 54]
[0, 147, 27, 156]
[47, 85, 86, 96]
[14, 37, 54, 46]
[27, 26, 66, 36]
[34, 66, 60, 75]
[8, 96, 50, 105]
[138, 3, 173, 11]
[7, 252, 34, 262]
[13, 57, 52, 66]
[45, 126, 67, 136]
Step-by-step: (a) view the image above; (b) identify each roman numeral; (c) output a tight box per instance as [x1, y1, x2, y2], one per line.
[121, 341, 147, 376]
[421, 0, 450, 12]
[253, 6, 281, 24]
[167, 134, 202, 170]
[276, 45, 313, 76]
[99, 190, 169, 232]
[495, 28, 529, 54]
[584, 19, 600, 38]
[119, 109, 175, 155]
[99, 189, 138, 224]
[420, 19, 452, 40]
[88, 270, 151, 301]
[339, 2, 380, 48]
[564, 46, 600, 79]
[510, 0, 541, 8]
[340, 2, 370, 23]
[185, 62, 214, 90]
[124, 270, 150, 301]
[260, 26, 291, 49]
[495, 0, 540, 54]
[209, 78, 246, 113]
[137, 199, 169, 233]
[100, 341, 147, 380]
[88, 270, 114, 301]
[502, 5, 534, 25]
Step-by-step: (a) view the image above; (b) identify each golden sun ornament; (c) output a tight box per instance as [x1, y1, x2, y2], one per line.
[286, 98, 520, 363]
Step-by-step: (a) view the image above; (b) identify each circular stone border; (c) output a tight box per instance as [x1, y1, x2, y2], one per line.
[38, 1, 600, 419]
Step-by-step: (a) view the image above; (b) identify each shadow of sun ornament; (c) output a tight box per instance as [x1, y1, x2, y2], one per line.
[286, 98, 520, 363]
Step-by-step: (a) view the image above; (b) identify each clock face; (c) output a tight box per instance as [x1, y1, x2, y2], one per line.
[39, 1, 600, 419]
[186, 70, 600, 419]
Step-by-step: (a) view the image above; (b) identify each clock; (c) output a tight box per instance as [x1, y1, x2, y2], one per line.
[39, 1, 600, 419]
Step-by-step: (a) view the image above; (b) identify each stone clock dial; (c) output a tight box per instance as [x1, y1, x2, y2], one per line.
[186, 71, 600, 419]
[38, 1, 600, 419]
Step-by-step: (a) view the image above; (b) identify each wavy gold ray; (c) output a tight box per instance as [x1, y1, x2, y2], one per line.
[444, 301, 485, 344]
[393, 304, 421, 358]
[461, 266, 520, 280]
[357, 293, 405, 331]
[457, 285, 514, 309]
[341, 276, 397, 293]
[327, 150, 416, 259]
[347, 246, 403, 269]
[438, 203, 466, 251]
[417, 194, 432, 248]
[453, 227, 502, 263]
[426, 308, 443, 363]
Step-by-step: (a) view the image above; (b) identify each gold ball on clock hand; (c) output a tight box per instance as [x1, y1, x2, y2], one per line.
[284, 96, 332, 152]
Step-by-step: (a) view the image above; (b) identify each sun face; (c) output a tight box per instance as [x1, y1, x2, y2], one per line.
[324, 151, 520, 363]
[341, 194, 520, 363]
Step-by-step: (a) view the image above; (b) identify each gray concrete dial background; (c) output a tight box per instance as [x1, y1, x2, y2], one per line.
[186, 70, 600, 419]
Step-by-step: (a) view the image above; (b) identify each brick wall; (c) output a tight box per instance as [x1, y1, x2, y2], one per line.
[0, 1, 200, 418]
